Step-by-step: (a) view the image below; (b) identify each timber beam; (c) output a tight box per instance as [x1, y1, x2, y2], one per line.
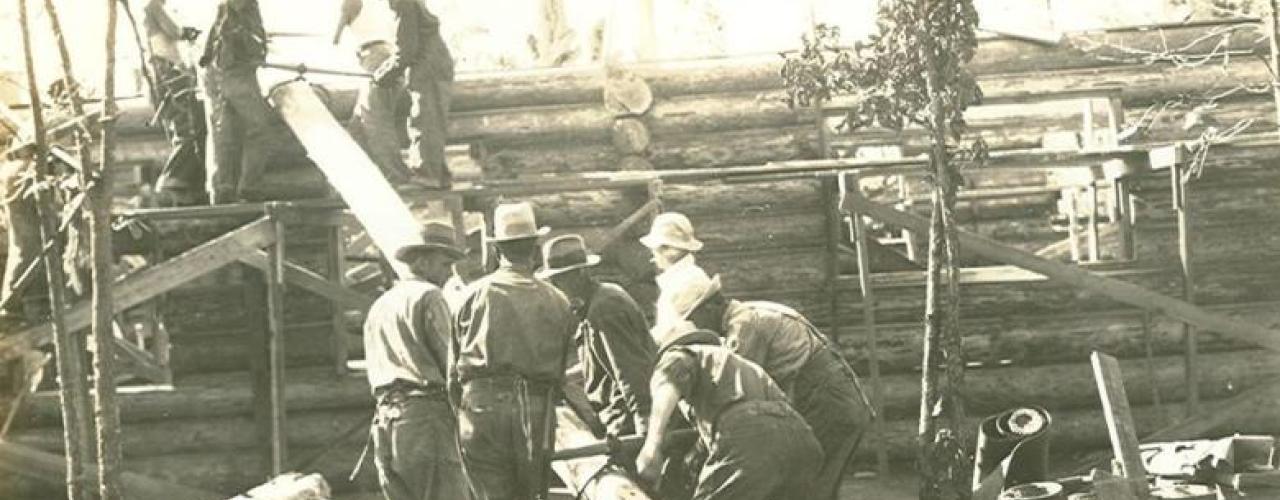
[840, 191, 1280, 353]
[0, 440, 220, 500]
[0, 218, 277, 362]
[237, 251, 374, 310]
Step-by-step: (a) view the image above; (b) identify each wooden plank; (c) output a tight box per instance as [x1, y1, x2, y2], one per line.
[597, 197, 660, 252]
[1091, 353, 1147, 485]
[326, 226, 349, 376]
[841, 192, 1280, 353]
[237, 251, 375, 310]
[0, 440, 220, 500]
[0, 217, 276, 361]
[110, 327, 167, 384]
[1171, 163, 1200, 416]
[267, 81, 422, 279]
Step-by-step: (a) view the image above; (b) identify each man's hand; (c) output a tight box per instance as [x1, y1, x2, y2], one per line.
[635, 440, 664, 485]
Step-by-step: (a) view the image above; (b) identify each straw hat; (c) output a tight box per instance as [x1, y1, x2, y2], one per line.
[489, 202, 550, 242]
[659, 263, 722, 321]
[394, 221, 465, 262]
[639, 212, 703, 252]
[536, 234, 601, 279]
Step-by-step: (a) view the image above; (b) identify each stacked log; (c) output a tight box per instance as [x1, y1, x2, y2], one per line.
[6, 19, 1280, 498]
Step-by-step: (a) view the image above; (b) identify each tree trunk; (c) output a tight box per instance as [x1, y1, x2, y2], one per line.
[1267, 0, 1280, 139]
[15, 1, 94, 498]
[918, 3, 969, 499]
[91, 1, 124, 498]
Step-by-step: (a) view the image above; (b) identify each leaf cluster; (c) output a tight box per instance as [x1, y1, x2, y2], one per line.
[781, 0, 984, 144]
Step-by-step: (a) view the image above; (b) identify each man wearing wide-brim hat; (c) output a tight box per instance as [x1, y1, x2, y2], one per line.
[662, 262, 876, 500]
[450, 201, 576, 500]
[539, 234, 657, 440]
[363, 221, 471, 500]
[635, 320, 821, 500]
[640, 212, 704, 335]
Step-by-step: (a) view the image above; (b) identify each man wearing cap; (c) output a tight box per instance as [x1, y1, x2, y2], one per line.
[636, 320, 821, 500]
[664, 264, 874, 500]
[450, 202, 577, 500]
[639, 212, 704, 332]
[539, 234, 656, 439]
[363, 222, 471, 500]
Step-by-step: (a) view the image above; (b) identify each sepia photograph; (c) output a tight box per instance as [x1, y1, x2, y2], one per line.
[0, 0, 1277, 499]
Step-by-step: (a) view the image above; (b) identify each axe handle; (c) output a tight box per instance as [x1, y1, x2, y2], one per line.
[551, 429, 698, 462]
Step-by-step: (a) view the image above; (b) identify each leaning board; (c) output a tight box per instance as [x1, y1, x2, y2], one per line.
[267, 79, 419, 278]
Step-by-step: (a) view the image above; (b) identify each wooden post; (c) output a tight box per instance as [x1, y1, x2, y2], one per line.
[1065, 188, 1081, 262]
[1114, 177, 1133, 261]
[91, 0, 125, 497]
[264, 204, 289, 475]
[326, 221, 348, 376]
[1087, 183, 1100, 262]
[1170, 164, 1199, 415]
[1267, 0, 1280, 140]
[843, 174, 890, 476]
[16, 1, 93, 498]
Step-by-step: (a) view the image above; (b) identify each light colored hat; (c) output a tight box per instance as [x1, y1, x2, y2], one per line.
[394, 221, 465, 262]
[536, 234, 602, 279]
[640, 212, 703, 252]
[489, 202, 550, 242]
[661, 263, 722, 321]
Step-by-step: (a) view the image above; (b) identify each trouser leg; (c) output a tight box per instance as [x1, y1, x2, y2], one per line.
[373, 398, 472, 500]
[693, 404, 822, 500]
[220, 71, 272, 200]
[457, 382, 553, 500]
[203, 70, 239, 204]
[407, 78, 452, 187]
[351, 82, 411, 183]
[796, 355, 874, 500]
[1, 188, 43, 315]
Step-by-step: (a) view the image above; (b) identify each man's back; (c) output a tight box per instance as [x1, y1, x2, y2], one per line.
[363, 279, 450, 391]
[453, 267, 576, 384]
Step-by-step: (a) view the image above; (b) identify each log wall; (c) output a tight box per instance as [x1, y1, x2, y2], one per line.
[6, 18, 1280, 498]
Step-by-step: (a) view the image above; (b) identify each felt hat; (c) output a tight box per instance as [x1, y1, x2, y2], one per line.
[655, 320, 722, 353]
[639, 212, 703, 252]
[660, 263, 722, 321]
[489, 202, 550, 242]
[393, 221, 465, 262]
[536, 234, 602, 279]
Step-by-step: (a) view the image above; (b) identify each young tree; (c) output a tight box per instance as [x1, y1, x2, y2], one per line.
[782, 1, 984, 499]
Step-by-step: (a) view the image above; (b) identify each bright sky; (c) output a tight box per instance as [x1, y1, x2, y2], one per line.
[0, 0, 1186, 104]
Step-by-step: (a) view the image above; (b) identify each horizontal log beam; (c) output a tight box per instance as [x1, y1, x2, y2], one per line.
[0, 440, 220, 500]
[842, 191, 1280, 353]
[0, 218, 277, 362]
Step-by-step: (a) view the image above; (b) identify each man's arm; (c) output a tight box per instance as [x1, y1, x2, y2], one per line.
[636, 351, 693, 484]
[593, 298, 657, 433]
[145, 0, 182, 39]
[374, 0, 422, 84]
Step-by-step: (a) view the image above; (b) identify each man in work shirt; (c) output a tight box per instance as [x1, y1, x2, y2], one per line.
[663, 264, 875, 500]
[636, 320, 821, 500]
[144, 0, 207, 206]
[363, 221, 471, 500]
[333, 0, 413, 183]
[373, 0, 455, 188]
[199, 0, 272, 204]
[539, 234, 656, 438]
[450, 202, 577, 500]
[639, 212, 703, 333]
